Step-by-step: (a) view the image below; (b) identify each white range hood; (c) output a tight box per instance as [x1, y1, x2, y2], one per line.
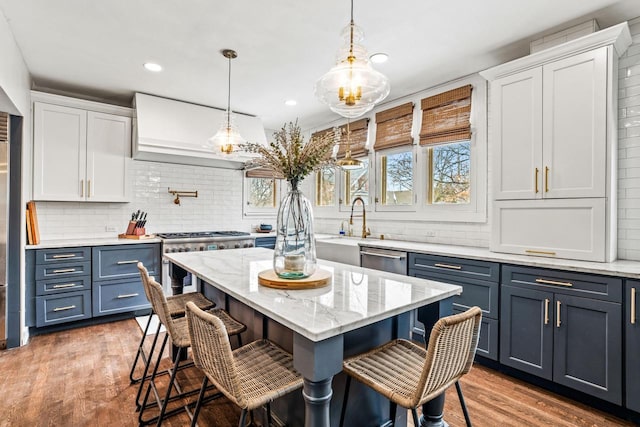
[133, 93, 267, 169]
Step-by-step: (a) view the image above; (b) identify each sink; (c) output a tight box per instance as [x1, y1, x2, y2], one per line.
[315, 236, 361, 266]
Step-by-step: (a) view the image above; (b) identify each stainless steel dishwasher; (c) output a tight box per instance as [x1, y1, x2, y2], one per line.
[360, 247, 407, 275]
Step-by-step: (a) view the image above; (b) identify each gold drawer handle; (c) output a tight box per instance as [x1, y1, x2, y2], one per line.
[545, 166, 549, 193]
[544, 298, 550, 325]
[535, 278, 573, 287]
[434, 263, 462, 270]
[117, 293, 139, 299]
[52, 283, 77, 289]
[116, 260, 139, 265]
[52, 254, 76, 259]
[53, 305, 76, 312]
[632, 287, 637, 325]
[52, 268, 76, 274]
[525, 250, 556, 256]
[556, 300, 561, 328]
[535, 168, 539, 194]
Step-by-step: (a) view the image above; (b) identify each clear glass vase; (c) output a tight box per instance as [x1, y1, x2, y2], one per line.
[273, 181, 317, 279]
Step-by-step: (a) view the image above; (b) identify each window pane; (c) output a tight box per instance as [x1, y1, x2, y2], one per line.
[316, 168, 335, 206]
[344, 158, 369, 206]
[248, 178, 276, 208]
[382, 151, 413, 205]
[431, 141, 470, 204]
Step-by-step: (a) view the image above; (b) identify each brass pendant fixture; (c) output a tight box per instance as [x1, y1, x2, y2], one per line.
[337, 120, 363, 170]
[208, 49, 245, 154]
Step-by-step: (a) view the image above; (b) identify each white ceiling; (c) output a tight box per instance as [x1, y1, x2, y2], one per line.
[0, 0, 638, 132]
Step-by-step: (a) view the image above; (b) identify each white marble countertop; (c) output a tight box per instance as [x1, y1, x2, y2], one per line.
[26, 236, 162, 249]
[315, 235, 640, 279]
[164, 247, 462, 342]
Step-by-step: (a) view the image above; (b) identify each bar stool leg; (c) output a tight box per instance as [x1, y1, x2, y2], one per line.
[190, 376, 209, 427]
[455, 381, 473, 427]
[130, 311, 153, 383]
[156, 346, 185, 426]
[139, 333, 169, 425]
[136, 321, 163, 410]
[339, 376, 351, 427]
[238, 409, 247, 427]
[411, 408, 420, 427]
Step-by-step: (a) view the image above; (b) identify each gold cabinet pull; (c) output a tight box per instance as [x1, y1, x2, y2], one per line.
[117, 293, 139, 299]
[52, 283, 77, 289]
[556, 300, 561, 328]
[53, 305, 76, 312]
[80, 179, 84, 197]
[632, 287, 637, 325]
[52, 268, 76, 274]
[434, 263, 462, 270]
[545, 166, 549, 192]
[116, 260, 139, 265]
[87, 180, 91, 198]
[535, 168, 539, 193]
[544, 298, 550, 325]
[525, 250, 556, 256]
[535, 278, 573, 287]
[52, 254, 76, 259]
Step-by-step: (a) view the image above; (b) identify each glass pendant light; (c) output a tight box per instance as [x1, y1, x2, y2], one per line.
[337, 120, 363, 170]
[314, 0, 390, 119]
[208, 49, 245, 154]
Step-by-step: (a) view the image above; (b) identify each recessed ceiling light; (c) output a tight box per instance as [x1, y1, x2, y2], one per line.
[143, 62, 163, 72]
[369, 53, 388, 64]
[285, 99, 297, 106]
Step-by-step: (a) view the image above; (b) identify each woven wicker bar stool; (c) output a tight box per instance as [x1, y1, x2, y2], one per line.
[186, 301, 304, 427]
[139, 277, 246, 426]
[131, 262, 217, 410]
[339, 306, 482, 427]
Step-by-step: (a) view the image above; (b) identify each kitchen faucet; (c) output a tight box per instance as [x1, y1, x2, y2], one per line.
[350, 196, 371, 239]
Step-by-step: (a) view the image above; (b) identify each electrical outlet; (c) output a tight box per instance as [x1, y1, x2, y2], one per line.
[105, 225, 117, 232]
[424, 231, 436, 237]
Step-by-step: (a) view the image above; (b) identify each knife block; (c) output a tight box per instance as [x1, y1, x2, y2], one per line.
[125, 221, 137, 235]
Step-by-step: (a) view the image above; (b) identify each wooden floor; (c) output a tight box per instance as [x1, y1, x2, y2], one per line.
[0, 318, 635, 427]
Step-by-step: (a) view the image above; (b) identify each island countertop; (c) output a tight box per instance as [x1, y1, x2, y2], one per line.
[164, 247, 462, 342]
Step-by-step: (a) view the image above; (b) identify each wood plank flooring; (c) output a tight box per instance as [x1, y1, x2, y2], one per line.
[0, 318, 635, 427]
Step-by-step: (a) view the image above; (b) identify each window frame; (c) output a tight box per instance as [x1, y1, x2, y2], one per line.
[375, 145, 417, 212]
[339, 156, 372, 213]
[242, 176, 282, 217]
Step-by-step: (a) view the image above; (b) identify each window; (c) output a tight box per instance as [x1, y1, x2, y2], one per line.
[243, 168, 280, 216]
[428, 141, 470, 204]
[342, 158, 369, 207]
[380, 150, 413, 206]
[316, 167, 336, 207]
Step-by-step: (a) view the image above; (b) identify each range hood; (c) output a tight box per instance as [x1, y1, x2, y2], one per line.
[133, 93, 267, 169]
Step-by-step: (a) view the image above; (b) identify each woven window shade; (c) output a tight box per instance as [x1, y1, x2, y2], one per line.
[0, 112, 7, 142]
[374, 102, 414, 151]
[246, 167, 280, 179]
[336, 118, 369, 159]
[419, 84, 472, 146]
[311, 126, 340, 160]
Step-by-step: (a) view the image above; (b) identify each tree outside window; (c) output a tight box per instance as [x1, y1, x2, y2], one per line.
[343, 158, 369, 207]
[247, 178, 276, 208]
[381, 151, 413, 205]
[429, 141, 470, 204]
[316, 168, 335, 207]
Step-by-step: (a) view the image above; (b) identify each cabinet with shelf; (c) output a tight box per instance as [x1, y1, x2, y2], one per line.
[625, 280, 640, 412]
[32, 92, 132, 202]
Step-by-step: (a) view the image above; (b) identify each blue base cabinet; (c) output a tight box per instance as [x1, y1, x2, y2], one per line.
[625, 280, 640, 413]
[501, 265, 622, 405]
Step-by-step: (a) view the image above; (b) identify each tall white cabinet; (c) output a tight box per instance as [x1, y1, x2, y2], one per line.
[32, 92, 132, 202]
[481, 23, 631, 262]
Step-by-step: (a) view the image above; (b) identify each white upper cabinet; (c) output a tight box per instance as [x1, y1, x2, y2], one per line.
[32, 94, 132, 202]
[491, 47, 607, 200]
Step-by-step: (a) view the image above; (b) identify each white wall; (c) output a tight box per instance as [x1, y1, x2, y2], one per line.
[617, 17, 640, 260]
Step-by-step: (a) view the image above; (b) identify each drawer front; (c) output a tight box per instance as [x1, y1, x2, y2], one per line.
[35, 247, 91, 265]
[92, 279, 150, 316]
[502, 265, 622, 303]
[35, 260, 91, 281]
[454, 309, 498, 361]
[35, 290, 91, 327]
[92, 244, 160, 281]
[36, 275, 91, 296]
[409, 253, 499, 283]
[254, 237, 276, 249]
[409, 269, 499, 319]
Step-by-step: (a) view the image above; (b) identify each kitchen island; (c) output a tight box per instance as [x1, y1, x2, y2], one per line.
[165, 247, 462, 427]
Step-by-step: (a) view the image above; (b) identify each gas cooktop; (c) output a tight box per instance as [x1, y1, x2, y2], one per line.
[157, 231, 250, 239]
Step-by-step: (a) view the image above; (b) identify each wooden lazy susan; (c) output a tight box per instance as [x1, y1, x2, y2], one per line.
[258, 269, 332, 289]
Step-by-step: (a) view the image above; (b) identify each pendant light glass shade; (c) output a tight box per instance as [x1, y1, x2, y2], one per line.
[315, 2, 390, 119]
[336, 120, 363, 170]
[209, 49, 245, 154]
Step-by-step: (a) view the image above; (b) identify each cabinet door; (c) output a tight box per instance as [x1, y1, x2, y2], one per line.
[86, 112, 131, 202]
[33, 103, 86, 201]
[500, 284, 553, 379]
[542, 47, 607, 199]
[553, 294, 621, 404]
[625, 281, 640, 412]
[492, 68, 542, 200]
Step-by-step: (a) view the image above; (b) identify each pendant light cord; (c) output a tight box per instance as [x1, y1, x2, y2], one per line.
[227, 54, 231, 126]
[349, 0, 354, 59]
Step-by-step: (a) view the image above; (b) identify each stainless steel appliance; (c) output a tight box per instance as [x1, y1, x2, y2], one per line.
[360, 247, 407, 275]
[158, 231, 254, 294]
